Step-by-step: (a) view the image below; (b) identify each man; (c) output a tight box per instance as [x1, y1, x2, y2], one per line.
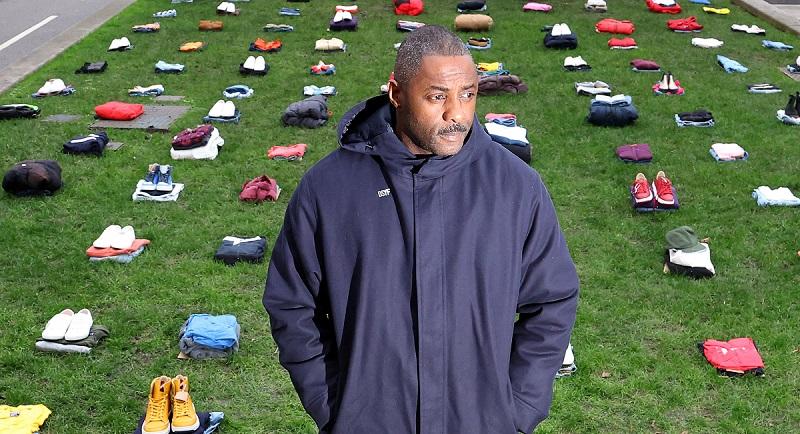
[263, 25, 579, 434]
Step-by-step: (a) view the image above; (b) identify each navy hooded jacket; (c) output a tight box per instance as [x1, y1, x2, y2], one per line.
[264, 95, 579, 434]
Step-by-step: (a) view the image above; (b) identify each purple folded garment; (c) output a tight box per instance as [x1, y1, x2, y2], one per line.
[616, 143, 652, 162]
[630, 59, 660, 70]
[329, 17, 358, 31]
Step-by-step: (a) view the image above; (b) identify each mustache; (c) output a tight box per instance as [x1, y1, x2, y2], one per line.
[437, 123, 469, 135]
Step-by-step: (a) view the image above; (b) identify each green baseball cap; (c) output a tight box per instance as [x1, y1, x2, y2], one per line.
[666, 226, 705, 253]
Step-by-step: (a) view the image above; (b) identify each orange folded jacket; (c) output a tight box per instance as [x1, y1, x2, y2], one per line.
[179, 41, 205, 52]
[86, 239, 150, 257]
[199, 20, 223, 31]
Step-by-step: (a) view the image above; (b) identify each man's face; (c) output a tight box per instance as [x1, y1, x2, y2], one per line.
[389, 55, 479, 156]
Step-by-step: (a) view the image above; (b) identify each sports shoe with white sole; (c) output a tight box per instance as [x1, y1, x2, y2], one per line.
[243, 56, 256, 70]
[222, 101, 236, 118]
[41, 309, 74, 340]
[170, 376, 200, 432]
[94, 224, 123, 248]
[254, 56, 266, 72]
[208, 100, 226, 117]
[111, 225, 135, 250]
[64, 308, 93, 341]
[142, 377, 172, 434]
[156, 165, 174, 192]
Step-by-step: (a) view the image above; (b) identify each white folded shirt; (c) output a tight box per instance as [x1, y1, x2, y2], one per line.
[692, 38, 724, 48]
[484, 122, 529, 144]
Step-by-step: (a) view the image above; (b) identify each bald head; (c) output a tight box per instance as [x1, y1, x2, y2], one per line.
[394, 25, 472, 87]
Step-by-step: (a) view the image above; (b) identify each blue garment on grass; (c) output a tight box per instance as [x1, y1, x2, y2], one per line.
[154, 60, 184, 73]
[716, 55, 748, 73]
[280, 7, 300, 16]
[203, 110, 241, 124]
[762, 40, 793, 51]
[690, 0, 711, 4]
[223, 85, 253, 99]
[205, 412, 224, 434]
[183, 314, 240, 350]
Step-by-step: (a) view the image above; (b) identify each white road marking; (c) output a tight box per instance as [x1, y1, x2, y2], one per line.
[0, 15, 58, 52]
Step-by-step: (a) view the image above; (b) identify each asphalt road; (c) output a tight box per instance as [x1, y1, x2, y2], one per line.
[0, 0, 135, 93]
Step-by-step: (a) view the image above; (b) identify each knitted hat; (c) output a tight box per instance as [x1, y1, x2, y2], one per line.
[666, 226, 704, 252]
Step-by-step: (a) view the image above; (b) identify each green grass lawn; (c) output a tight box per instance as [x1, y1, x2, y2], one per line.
[1, 0, 799, 432]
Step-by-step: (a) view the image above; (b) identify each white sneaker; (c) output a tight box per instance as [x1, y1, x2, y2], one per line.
[94, 224, 123, 248]
[574, 56, 587, 66]
[243, 55, 256, 70]
[551, 24, 563, 36]
[254, 56, 266, 72]
[563, 344, 574, 366]
[119, 37, 131, 48]
[64, 309, 93, 342]
[37, 79, 55, 95]
[731, 24, 748, 32]
[226, 2, 235, 13]
[658, 73, 669, 90]
[560, 23, 572, 36]
[208, 99, 226, 117]
[222, 101, 236, 118]
[42, 309, 75, 340]
[108, 38, 121, 50]
[667, 74, 679, 91]
[111, 225, 135, 250]
[747, 25, 765, 34]
[217, 2, 229, 12]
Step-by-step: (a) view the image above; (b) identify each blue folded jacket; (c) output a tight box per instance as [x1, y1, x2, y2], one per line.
[716, 55, 748, 73]
[182, 314, 240, 350]
[762, 40, 793, 51]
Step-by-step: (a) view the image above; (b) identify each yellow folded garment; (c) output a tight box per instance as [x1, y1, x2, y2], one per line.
[0, 404, 51, 433]
[179, 41, 206, 52]
[703, 6, 730, 14]
[315, 38, 345, 51]
[477, 62, 501, 72]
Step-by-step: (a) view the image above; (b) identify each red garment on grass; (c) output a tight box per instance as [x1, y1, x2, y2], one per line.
[240, 175, 280, 202]
[609, 37, 637, 48]
[646, 0, 681, 14]
[595, 18, 635, 34]
[86, 239, 150, 257]
[702, 338, 764, 372]
[94, 101, 144, 121]
[394, 0, 424, 16]
[667, 16, 703, 31]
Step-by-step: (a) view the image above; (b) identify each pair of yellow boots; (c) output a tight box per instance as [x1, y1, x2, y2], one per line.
[142, 375, 199, 434]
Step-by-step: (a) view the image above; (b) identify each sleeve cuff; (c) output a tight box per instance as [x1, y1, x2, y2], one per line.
[513, 394, 547, 434]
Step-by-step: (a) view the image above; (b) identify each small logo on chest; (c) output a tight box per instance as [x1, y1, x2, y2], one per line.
[377, 188, 391, 198]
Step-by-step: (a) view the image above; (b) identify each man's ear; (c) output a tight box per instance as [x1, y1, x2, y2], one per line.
[388, 79, 402, 109]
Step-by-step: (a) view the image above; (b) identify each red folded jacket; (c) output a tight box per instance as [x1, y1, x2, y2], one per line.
[94, 101, 144, 121]
[702, 338, 764, 374]
[667, 16, 702, 32]
[646, 0, 681, 14]
[394, 0, 424, 16]
[595, 18, 635, 35]
[630, 58, 660, 70]
[609, 37, 637, 48]
[240, 175, 280, 202]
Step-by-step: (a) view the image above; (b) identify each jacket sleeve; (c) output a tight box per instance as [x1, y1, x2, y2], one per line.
[263, 178, 339, 431]
[511, 177, 580, 434]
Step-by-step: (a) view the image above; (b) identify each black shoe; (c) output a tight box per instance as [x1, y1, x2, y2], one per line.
[785, 94, 799, 117]
[794, 92, 800, 116]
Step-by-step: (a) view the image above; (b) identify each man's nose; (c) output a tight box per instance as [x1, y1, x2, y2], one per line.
[442, 98, 466, 124]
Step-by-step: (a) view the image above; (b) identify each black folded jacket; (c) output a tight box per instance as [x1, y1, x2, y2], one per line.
[3, 160, 62, 196]
[458, 0, 486, 10]
[75, 61, 108, 74]
[678, 110, 713, 122]
[214, 236, 267, 265]
[63, 132, 109, 156]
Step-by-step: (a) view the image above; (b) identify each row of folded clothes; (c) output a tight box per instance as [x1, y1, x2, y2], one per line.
[616, 142, 749, 163]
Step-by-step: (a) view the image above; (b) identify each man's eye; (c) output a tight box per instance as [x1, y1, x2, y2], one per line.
[461, 91, 475, 99]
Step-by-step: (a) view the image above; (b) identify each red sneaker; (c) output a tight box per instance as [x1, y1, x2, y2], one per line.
[632, 172, 653, 204]
[653, 170, 675, 205]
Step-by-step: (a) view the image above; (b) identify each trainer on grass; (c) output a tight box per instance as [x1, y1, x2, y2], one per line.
[263, 25, 579, 434]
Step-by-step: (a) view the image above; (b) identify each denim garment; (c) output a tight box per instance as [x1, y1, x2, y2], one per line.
[279, 7, 300, 16]
[154, 60, 185, 73]
[762, 40, 793, 51]
[223, 85, 254, 99]
[182, 314, 240, 350]
[203, 110, 241, 124]
[716, 55, 748, 73]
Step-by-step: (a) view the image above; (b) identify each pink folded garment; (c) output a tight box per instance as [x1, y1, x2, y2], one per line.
[523, 2, 552, 11]
[711, 143, 745, 160]
[485, 113, 517, 121]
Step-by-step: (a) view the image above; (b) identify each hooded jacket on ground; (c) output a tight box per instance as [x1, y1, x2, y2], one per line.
[264, 94, 579, 434]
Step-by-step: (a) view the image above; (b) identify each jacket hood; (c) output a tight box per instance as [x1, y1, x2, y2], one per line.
[337, 94, 490, 179]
